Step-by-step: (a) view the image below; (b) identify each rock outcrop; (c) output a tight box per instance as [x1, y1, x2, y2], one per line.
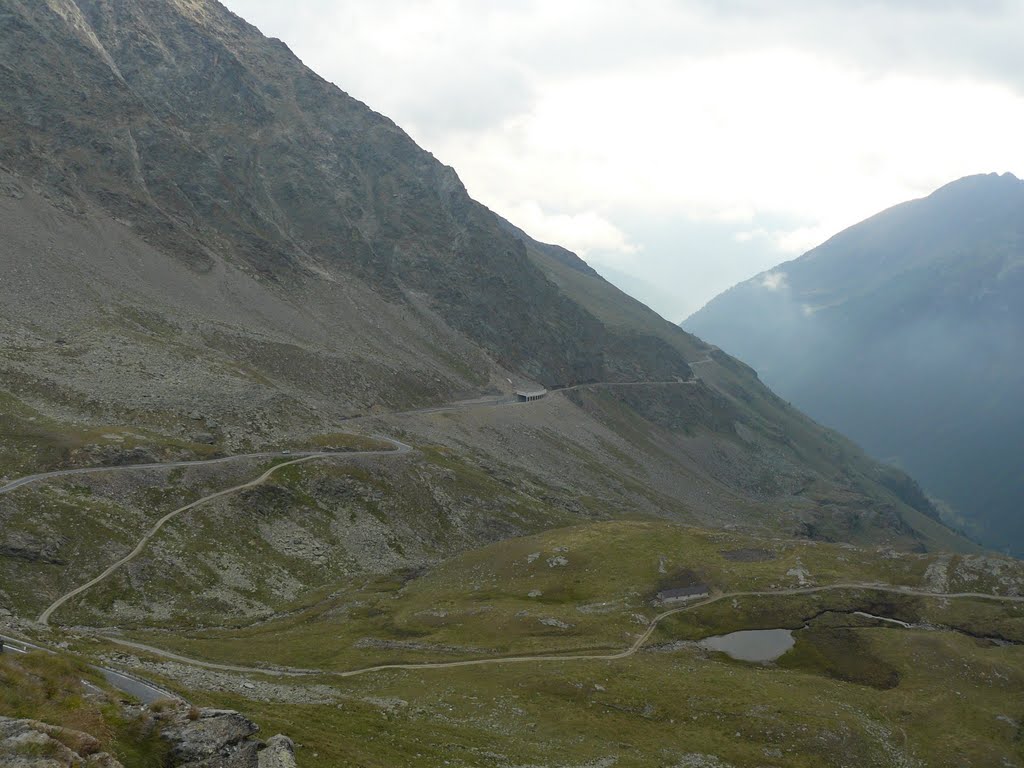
[0, 716, 124, 768]
[155, 706, 296, 768]
[0, 532, 67, 565]
[0, 708, 297, 768]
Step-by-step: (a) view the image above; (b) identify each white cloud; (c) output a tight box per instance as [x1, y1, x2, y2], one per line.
[736, 221, 861, 255]
[502, 201, 639, 262]
[438, 51, 1024, 227]
[761, 271, 789, 291]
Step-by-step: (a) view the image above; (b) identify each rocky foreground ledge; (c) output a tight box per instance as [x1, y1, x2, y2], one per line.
[0, 705, 296, 768]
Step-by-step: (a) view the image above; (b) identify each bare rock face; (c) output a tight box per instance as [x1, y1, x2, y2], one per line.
[156, 706, 296, 768]
[0, 716, 124, 768]
[182, 741, 263, 768]
[0, 0, 977, 561]
[79, 445, 161, 468]
[0, 0, 695, 407]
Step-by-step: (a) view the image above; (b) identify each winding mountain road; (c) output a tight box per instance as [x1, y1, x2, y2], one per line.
[28, 437, 413, 625]
[0, 367, 713, 500]
[7, 367, 720, 625]
[6, 372, 716, 627]
[15, 356, 996, 696]
[6, 579, 1020, 701]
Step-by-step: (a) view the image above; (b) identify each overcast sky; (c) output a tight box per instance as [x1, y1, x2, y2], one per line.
[223, 0, 1024, 322]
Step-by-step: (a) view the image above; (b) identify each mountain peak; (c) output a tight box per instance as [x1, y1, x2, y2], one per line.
[929, 170, 1024, 201]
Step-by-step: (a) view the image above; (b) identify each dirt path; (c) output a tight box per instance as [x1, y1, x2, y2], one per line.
[36, 438, 413, 625]
[21, 354, 723, 626]
[100, 582, 1024, 680]
[0, 450, 327, 495]
[0, 440, 411, 496]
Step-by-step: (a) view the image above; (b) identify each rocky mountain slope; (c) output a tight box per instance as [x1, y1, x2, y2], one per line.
[684, 173, 1024, 553]
[0, 0, 965, 556]
[2, 0, 692, 400]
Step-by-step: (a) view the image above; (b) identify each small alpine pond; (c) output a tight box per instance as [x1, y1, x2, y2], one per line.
[699, 628, 795, 663]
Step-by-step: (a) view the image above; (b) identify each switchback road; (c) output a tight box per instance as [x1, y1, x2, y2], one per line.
[34, 437, 413, 625]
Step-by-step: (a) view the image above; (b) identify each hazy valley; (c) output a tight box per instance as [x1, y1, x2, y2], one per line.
[685, 173, 1024, 555]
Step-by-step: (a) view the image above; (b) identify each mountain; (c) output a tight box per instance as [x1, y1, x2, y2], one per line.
[0, 0, 961, 553]
[2, 0, 698, 399]
[685, 173, 1024, 553]
[4, 2, 1021, 766]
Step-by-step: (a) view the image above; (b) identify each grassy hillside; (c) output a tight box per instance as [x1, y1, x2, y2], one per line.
[45, 519, 1024, 768]
[0, 650, 169, 766]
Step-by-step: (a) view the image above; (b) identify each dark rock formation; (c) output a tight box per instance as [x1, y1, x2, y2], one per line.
[155, 706, 296, 768]
[0, 533, 66, 565]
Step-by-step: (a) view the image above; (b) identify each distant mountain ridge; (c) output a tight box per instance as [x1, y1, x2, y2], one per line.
[684, 172, 1024, 552]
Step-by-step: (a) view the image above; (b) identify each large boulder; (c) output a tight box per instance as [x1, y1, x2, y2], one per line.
[257, 735, 297, 768]
[155, 706, 296, 768]
[158, 708, 259, 765]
